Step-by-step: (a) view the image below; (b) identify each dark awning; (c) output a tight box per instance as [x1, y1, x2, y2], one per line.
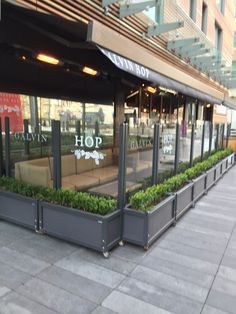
[98, 46, 222, 105]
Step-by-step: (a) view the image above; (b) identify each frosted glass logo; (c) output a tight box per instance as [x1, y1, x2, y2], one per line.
[72, 135, 106, 165]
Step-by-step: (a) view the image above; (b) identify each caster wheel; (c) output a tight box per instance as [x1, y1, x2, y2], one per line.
[144, 246, 149, 251]
[103, 252, 110, 259]
[172, 221, 176, 227]
[192, 202, 195, 208]
[119, 240, 125, 247]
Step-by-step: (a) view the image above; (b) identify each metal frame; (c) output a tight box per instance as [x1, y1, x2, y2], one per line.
[118, 123, 128, 210]
[52, 120, 61, 189]
[120, 0, 157, 19]
[147, 21, 184, 37]
[190, 123, 195, 167]
[23, 119, 30, 155]
[151, 123, 160, 185]
[174, 123, 180, 175]
[5, 117, 10, 177]
[208, 122, 213, 156]
[168, 37, 199, 50]
[201, 121, 205, 161]
[102, 0, 120, 7]
[0, 118, 3, 176]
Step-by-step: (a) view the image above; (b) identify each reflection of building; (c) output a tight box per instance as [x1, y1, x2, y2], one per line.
[0, 0, 236, 193]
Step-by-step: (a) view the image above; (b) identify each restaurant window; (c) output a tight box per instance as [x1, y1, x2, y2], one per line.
[215, 22, 223, 54]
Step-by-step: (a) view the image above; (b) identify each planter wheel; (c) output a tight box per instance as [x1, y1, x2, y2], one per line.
[172, 221, 176, 227]
[119, 240, 125, 247]
[103, 252, 110, 259]
[144, 246, 149, 251]
[192, 202, 195, 208]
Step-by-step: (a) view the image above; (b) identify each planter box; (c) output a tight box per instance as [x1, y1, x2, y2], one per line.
[0, 190, 38, 230]
[193, 173, 206, 203]
[38, 202, 121, 256]
[215, 162, 222, 182]
[206, 167, 216, 190]
[175, 182, 194, 220]
[123, 194, 175, 248]
[221, 158, 228, 174]
[227, 153, 235, 169]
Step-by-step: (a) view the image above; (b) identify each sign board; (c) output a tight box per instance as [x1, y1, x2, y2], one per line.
[162, 133, 175, 156]
[0, 93, 23, 132]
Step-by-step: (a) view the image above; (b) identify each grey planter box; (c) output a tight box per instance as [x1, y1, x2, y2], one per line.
[215, 162, 222, 182]
[0, 190, 38, 230]
[38, 202, 121, 256]
[175, 182, 194, 220]
[123, 194, 175, 248]
[193, 173, 206, 203]
[206, 167, 216, 190]
[227, 153, 235, 169]
[221, 158, 228, 174]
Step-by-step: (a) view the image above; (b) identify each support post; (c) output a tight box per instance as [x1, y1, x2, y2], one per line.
[189, 123, 195, 167]
[216, 124, 219, 150]
[76, 120, 81, 138]
[226, 123, 231, 148]
[221, 124, 225, 149]
[208, 122, 213, 156]
[52, 120, 61, 189]
[95, 120, 99, 137]
[5, 117, 11, 177]
[201, 121, 206, 161]
[118, 123, 128, 210]
[174, 123, 180, 175]
[151, 123, 160, 185]
[0, 118, 3, 176]
[24, 119, 30, 155]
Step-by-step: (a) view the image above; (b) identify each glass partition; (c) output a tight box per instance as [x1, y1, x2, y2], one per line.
[193, 120, 203, 159]
[179, 120, 191, 164]
[203, 121, 211, 155]
[212, 123, 218, 151]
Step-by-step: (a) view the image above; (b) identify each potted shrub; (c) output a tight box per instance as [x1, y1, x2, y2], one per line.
[0, 176, 39, 230]
[37, 190, 120, 257]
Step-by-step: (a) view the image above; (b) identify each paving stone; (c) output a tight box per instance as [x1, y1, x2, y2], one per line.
[69, 248, 137, 275]
[218, 266, 236, 282]
[192, 209, 235, 223]
[0, 247, 49, 276]
[157, 239, 222, 264]
[206, 289, 236, 314]
[38, 265, 111, 304]
[195, 203, 236, 219]
[176, 222, 230, 240]
[112, 244, 147, 263]
[0, 286, 11, 298]
[56, 254, 125, 288]
[142, 254, 214, 288]
[149, 247, 218, 275]
[225, 247, 236, 259]
[102, 290, 173, 314]
[17, 278, 96, 314]
[0, 261, 32, 289]
[91, 306, 117, 314]
[8, 234, 77, 264]
[201, 305, 232, 314]
[164, 229, 225, 254]
[212, 276, 236, 297]
[0, 222, 32, 247]
[0, 292, 58, 314]
[118, 277, 202, 314]
[131, 265, 208, 302]
[221, 254, 236, 270]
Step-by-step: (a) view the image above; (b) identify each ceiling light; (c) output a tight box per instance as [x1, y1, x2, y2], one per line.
[82, 66, 97, 76]
[147, 86, 156, 94]
[36, 53, 60, 65]
[206, 104, 211, 108]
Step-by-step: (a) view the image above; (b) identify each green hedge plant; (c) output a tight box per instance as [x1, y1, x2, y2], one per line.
[0, 176, 116, 216]
[130, 148, 233, 212]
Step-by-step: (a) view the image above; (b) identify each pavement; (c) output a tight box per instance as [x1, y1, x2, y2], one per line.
[0, 166, 236, 314]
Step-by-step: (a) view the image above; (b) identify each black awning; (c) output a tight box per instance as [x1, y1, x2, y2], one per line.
[98, 46, 222, 105]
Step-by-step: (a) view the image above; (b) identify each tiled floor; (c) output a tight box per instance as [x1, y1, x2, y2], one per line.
[0, 166, 236, 314]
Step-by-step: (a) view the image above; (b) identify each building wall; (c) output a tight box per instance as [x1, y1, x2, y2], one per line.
[177, 0, 235, 62]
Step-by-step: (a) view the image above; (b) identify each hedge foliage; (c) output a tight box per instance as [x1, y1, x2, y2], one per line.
[130, 148, 233, 212]
[0, 176, 116, 216]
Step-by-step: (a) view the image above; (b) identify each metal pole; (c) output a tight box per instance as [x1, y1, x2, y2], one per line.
[118, 123, 128, 210]
[52, 120, 61, 189]
[0, 118, 3, 176]
[24, 119, 30, 155]
[189, 123, 195, 167]
[76, 120, 81, 138]
[201, 121, 205, 161]
[5, 117, 11, 177]
[95, 120, 99, 137]
[174, 123, 180, 175]
[151, 123, 160, 185]
[221, 124, 225, 149]
[226, 123, 231, 148]
[208, 122, 213, 156]
[216, 124, 219, 150]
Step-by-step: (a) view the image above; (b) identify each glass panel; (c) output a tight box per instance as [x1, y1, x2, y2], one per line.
[126, 119, 153, 191]
[203, 121, 210, 155]
[193, 120, 203, 159]
[212, 124, 217, 151]
[179, 120, 191, 164]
